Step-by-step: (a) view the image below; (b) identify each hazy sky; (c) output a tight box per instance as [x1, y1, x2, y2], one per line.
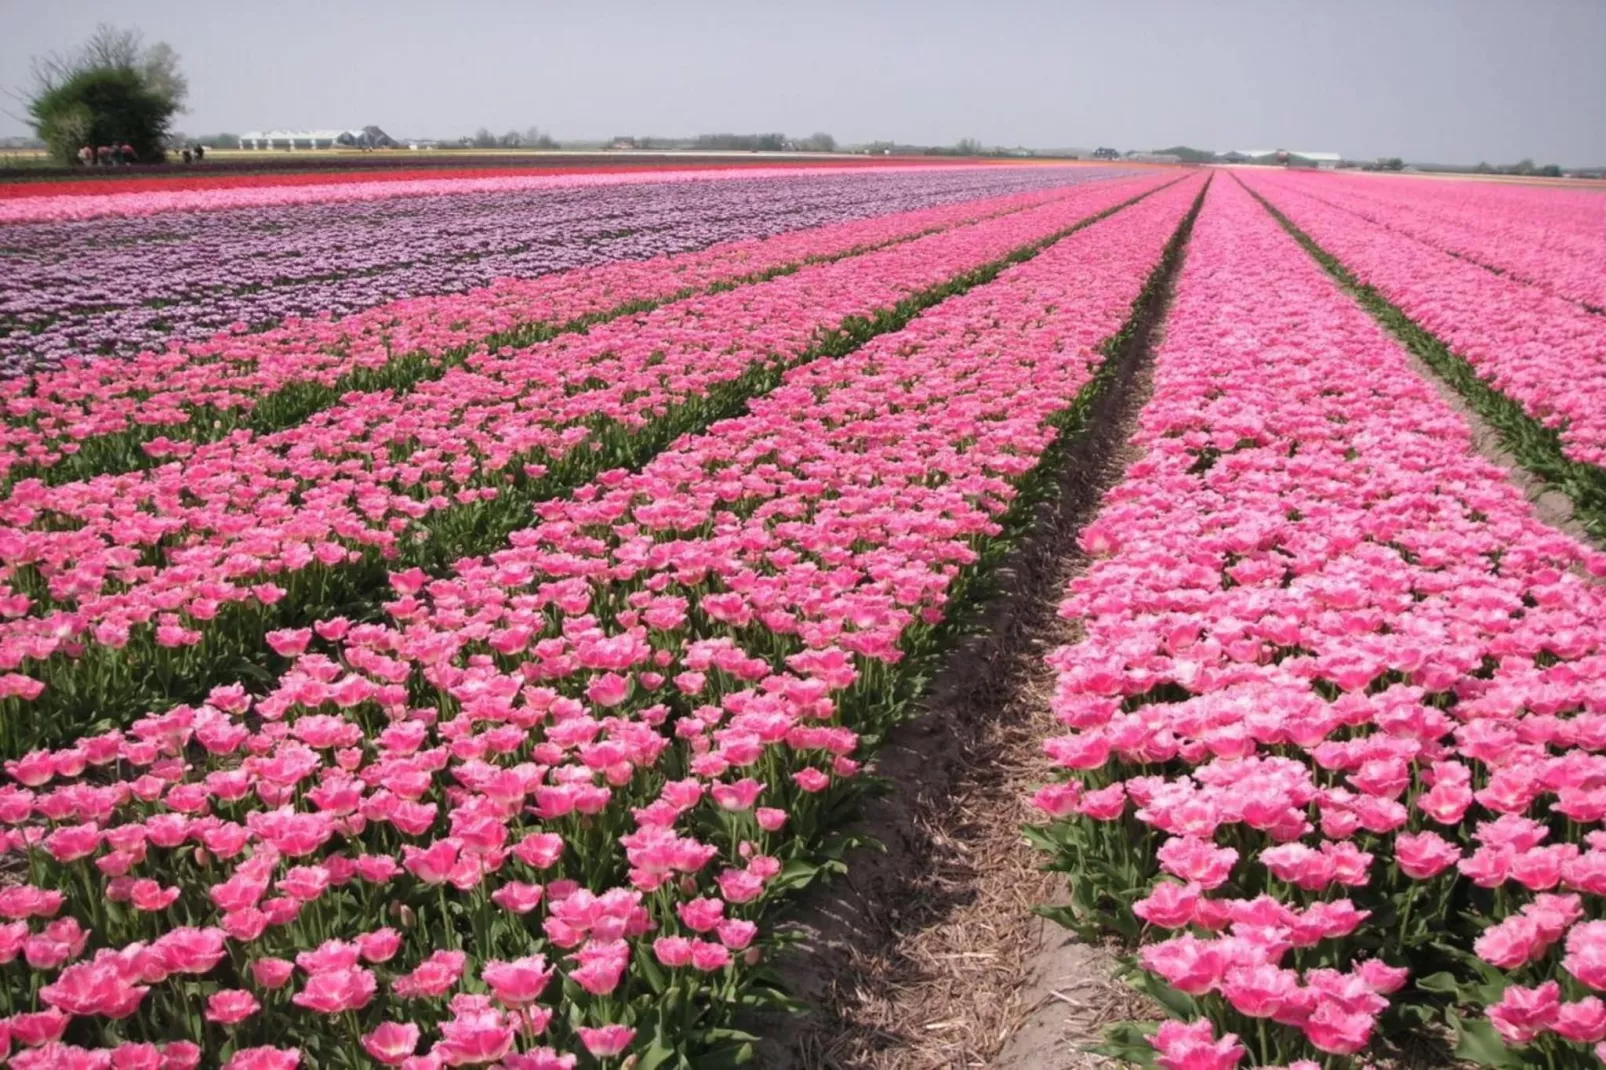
[3, 0, 1603, 164]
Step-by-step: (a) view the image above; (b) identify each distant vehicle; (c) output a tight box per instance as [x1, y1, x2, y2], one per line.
[1092, 147, 1119, 160]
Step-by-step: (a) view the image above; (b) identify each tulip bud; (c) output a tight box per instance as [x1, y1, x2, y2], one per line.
[389, 901, 417, 930]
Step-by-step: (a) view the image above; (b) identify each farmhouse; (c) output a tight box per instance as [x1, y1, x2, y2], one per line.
[239, 126, 396, 150]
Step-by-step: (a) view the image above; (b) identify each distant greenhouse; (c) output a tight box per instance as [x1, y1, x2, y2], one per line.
[238, 126, 396, 150]
[1222, 148, 1343, 169]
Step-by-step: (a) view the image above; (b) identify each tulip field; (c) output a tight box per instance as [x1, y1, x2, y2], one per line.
[0, 165, 1085, 370]
[1031, 173, 1606, 1070]
[0, 159, 1604, 1070]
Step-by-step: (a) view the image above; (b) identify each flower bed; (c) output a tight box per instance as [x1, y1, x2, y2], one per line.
[1256, 172, 1606, 312]
[0, 176, 1178, 755]
[1031, 177, 1606, 1070]
[0, 156, 1007, 203]
[0, 165, 1100, 372]
[1239, 171, 1606, 470]
[0, 178, 1108, 483]
[0, 162, 1047, 222]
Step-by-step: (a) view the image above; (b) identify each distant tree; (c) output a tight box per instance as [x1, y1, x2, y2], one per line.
[471, 127, 497, 149]
[953, 137, 983, 156]
[498, 129, 522, 148]
[1537, 164, 1563, 177]
[1379, 157, 1404, 171]
[23, 24, 187, 163]
[692, 132, 786, 151]
[522, 125, 559, 150]
[137, 41, 188, 106]
[1508, 157, 1536, 175]
[797, 131, 836, 153]
[1473, 161, 1495, 174]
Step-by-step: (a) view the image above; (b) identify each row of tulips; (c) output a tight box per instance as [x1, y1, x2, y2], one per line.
[0, 174, 1205, 1068]
[0, 162, 1040, 225]
[0, 175, 1179, 756]
[0, 172, 1111, 480]
[0, 167, 1094, 375]
[1261, 172, 1606, 312]
[0, 157, 993, 202]
[1029, 177, 1606, 1070]
[1237, 171, 1606, 471]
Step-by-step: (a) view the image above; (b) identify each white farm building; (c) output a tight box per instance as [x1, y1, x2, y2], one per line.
[239, 126, 396, 150]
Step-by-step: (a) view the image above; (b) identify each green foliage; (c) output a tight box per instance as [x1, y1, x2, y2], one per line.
[24, 25, 185, 164]
[796, 131, 837, 153]
[1091, 1021, 1161, 1066]
[693, 132, 788, 151]
[1466, 160, 1563, 177]
[30, 64, 177, 163]
[924, 138, 993, 158]
[1449, 1012, 1522, 1070]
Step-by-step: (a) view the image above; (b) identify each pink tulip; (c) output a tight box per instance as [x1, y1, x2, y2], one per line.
[480, 955, 554, 1006]
[1488, 982, 1562, 1045]
[204, 990, 260, 1026]
[290, 967, 376, 1015]
[1148, 1019, 1244, 1070]
[361, 1022, 421, 1066]
[576, 1025, 636, 1059]
[250, 958, 295, 990]
[222, 1048, 300, 1070]
[435, 1005, 516, 1065]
